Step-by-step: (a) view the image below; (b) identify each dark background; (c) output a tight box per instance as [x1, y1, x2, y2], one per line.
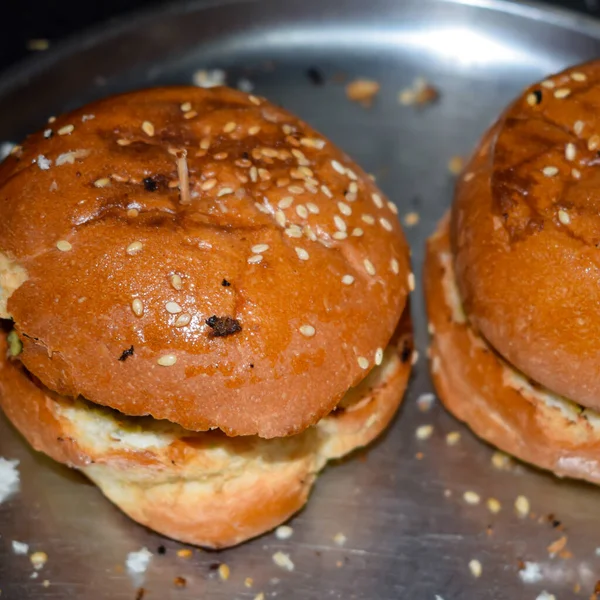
[0, 0, 599, 75]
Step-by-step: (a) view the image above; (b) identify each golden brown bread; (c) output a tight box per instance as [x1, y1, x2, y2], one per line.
[0, 86, 411, 438]
[426, 217, 600, 484]
[0, 310, 412, 548]
[451, 61, 600, 412]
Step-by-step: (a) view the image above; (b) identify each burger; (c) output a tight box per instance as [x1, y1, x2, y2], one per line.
[425, 61, 600, 484]
[0, 86, 413, 547]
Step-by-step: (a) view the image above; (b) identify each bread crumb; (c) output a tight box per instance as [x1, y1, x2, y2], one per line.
[30, 552, 48, 570]
[254, 594, 265, 600]
[398, 77, 439, 106]
[346, 79, 380, 107]
[463, 491, 480, 505]
[448, 156, 464, 175]
[443, 489, 452, 498]
[126, 548, 152, 574]
[245, 577, 254, 588]
[272, 551, 295, 571]
[173, 577, 186, 588]
[12, 541, 29, 555]
[519, 561, 542, 583]
[446, 432, 461, 446]
[416, 424, 433, 440]
[535, 592, 555, 600]
[404, 212, 420, 227]
[333, 533, 347, 547]
[0, 458, 20, 504]
[491, 451, 511, 470]
[515, 495, 530, 518]
[218, 563, 230, 581]
[468, 559, 482, 578]
[486, 498, 501, 514]
[42, 580, 50, 588]
[176, 549, 193, 559]
[336, 560, 343, 568]
[416, 393, 435, 412]
[547, 535, 567, 556]
[275, 525, 294, 540]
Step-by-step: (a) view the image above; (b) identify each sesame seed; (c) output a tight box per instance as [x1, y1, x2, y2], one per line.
[554, 88, 571, 99]
[141, 121, 155, 136]
[574, 120, 584, 135]
[404, 212, 420, 227]
[289, 185, 304, 194]
[565, 143, 576, 161]
[275, 210, 286, 227]
[351, 228, 364, 237]
[258, 168, 271, 181]
[217, 563, 230, 581]
[558, 209, 571, 225]
[541, 79, 555, 89]
[223, 122, 236, 133]
[387, 201, 398, 214]
[338, 202, 352, 216]
[491, 451, 511, 470]
[306, 202, 319, 214]
[334, 215, 347, 232]
[346, 168, 358, 181]
[127, 208, 139, 218]
[252, 243, 269, 254]
[487, 498, 501, 514]
[94, 178, 111, 188]
[180, 102, 192, 112]
[571, 71, 587, 82]
[321, 185, 333, 198]
[249, 166, 258, 182]
[542, 166, 558, 177]
[200, 137, 211, 150]
[348, 181, 358, 194]
[214, 152, 228, 161]
[416, 424, 433, 440]
[126, 241, 143, 255]
[380, 217, 393, 231]
[249, 95, 261, 105]
[515, 495, 530, 517]
[248, 125, 261, 135]
[117, 138, 131, 146]
[572, 168, 581, 179]
[331, 160, 345, 174]
[463, 491, 481, 505]
[56, 240, 72, 252]
[391, 258, 400, 274]
[43, 129, 52, 138]
[184, 110, 198, 120]
[588, 134, 600, 151]
[333, 231, 348, 240]
[57, 124, 74, 135]
[201, 178, 217, 191]
[296, 205, 308, 218]
[295, 247, 309, 261]
[408, 273, 415, 291]
[446, 431, 461, 445]
[217, 187, 234, 197]
[463, 172, 475, 182]
[342, 275, 355, 285]
[375, 347, 384, 365]
[299, 325, 316, 337]
[166, 301, 182, 314]
[248, 254, 263, 264]
[469, 560, 482, 578]
[272, 551, 294, 571]
[285, 226, 303, 238]
[357, 356, 369, 370]
[526, 93, 538, 106]
[131, 299, 144, 317]
[364, 259, 376, 275]
[171, 274, 183, 290]
[275, 525, 294, 540]
[362, 214, 375, 225]
[372, 193, 383, 208]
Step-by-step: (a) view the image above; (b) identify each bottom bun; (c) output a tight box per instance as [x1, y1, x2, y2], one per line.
[425, 215, 600, 485]
[0, 311, 412, 548]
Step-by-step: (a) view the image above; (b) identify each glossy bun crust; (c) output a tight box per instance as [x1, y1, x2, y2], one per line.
[452, 61, 600, 412]
[0, 86, 410, 438]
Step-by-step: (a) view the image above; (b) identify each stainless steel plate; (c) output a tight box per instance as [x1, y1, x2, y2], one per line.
[1, 0, 600, 598]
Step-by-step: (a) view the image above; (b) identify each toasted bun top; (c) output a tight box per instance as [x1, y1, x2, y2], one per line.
[0, 86, 410, 437]
[452, 60, 600, 411]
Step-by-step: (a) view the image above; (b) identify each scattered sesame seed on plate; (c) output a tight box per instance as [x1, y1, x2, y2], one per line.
[404, 212, 420, 227]
[57, 124, 74, 136]
[218, 563, 230, 581]
[491, 451, 511, 470]
[416, 424, 433, 440]
[364, 259, 376, 275]
[141, 121, 155, 136]
[558, 209, 571, 225]
[248, 254, 263, 264]
[56, 240, 72, 252]
[515, 495, 530, 517]
[166, 302, 182, 314]
[30, 551, 48, 570]
[272, 551, 294, 571]
[487, 498, 501, 514]
[341, 274, 355, 285]
[299, 325, 316, 337]
[468, 559, 482, 578]
[251, 244, 269, 254]
[295, 247, 309, 261]
[417, 393, 435, 412]
[357, 356, 370, 370]
[157, 354, 177, 367]
[375, 347, 384, 365]
[463, 491, 481, 505]
[446, 431, 461, 445]
[131, 299, 144, 317]
[333, 533, 347, 546]
[275, 525, 294, 540]
[126, 241, 143, 255]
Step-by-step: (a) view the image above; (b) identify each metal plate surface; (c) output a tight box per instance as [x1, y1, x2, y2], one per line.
[1, 0, 600, 598]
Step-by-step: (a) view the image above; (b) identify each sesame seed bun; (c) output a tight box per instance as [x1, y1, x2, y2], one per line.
[0, 86, 411, 438]
[0, 312, 412, 548]
[451, 61, 600, 412]
[425, 218, 600, 484]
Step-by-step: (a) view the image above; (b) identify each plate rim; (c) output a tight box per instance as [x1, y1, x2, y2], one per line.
[0, 0, 599, 101]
